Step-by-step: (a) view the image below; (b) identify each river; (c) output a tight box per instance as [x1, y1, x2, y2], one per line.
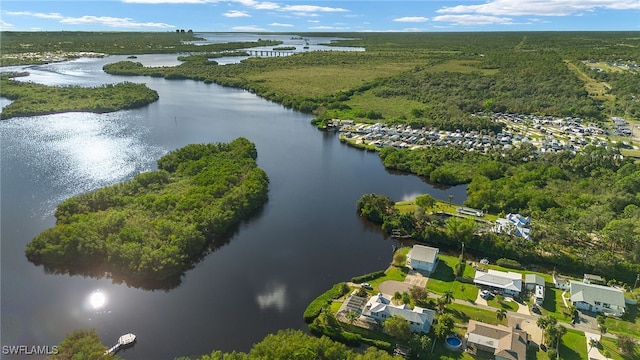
[0, 34, 466, 359]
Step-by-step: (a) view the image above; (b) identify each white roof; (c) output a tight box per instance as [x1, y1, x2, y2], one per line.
[474, 269, 522, 292]
[570, 281, 625, 309]
[409, 245, 438, 263]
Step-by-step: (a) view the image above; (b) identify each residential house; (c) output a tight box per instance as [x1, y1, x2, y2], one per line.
[406, 245, 439, 273]
[552, 274, 569, 290]
[494, 213, 531, 240]
[466, 320, 528, 360]
[569, 280, 626, 317]
[525, 274, 545, 305]
[474, 269, 523, 296]
[362, 293, 435, 334]
[583, 273, 606, 285]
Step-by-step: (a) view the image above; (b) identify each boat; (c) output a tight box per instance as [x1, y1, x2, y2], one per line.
[119, 333, 137, 348]
[104, 333, 137, 355]
[127, 55, 138, 59]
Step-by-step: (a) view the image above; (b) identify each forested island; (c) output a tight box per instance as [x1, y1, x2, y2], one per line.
[0, 75, 159, 119]
[25, 138, 269, 289]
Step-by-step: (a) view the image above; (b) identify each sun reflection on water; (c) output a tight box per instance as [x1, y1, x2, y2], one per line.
[88, 290, 107, 310]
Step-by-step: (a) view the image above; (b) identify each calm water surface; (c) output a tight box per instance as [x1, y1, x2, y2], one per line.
[1, 38, 465, 359]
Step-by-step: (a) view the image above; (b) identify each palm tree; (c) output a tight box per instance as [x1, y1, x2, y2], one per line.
[442, 290, 454, 305]
[346, 311, 358, 325]
[588, 337, 599, 354]
[536, 315, 556, 346]
[496, 309, 507, 322]
[393, 291, 403, 305]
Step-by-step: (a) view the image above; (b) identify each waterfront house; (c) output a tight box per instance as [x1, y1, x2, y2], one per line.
[569, 281, 625, 317]
[465, 320, 528, 360]
[362, 293, 435, 334]
[474, 269, 522, 296]
[406, 245, 439, 273]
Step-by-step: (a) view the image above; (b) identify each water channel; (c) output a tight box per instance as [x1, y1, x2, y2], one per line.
[0, 34, 466, 359]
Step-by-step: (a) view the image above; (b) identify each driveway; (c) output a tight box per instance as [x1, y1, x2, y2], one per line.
[379, 280, 413, 296]
[378, 270, 428, 296]
[404, 270, 428, 288]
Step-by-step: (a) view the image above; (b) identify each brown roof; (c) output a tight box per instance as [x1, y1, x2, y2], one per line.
[466, 320, 527, 360]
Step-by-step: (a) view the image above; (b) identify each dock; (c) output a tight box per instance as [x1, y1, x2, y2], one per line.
[104, 333, 136, 355]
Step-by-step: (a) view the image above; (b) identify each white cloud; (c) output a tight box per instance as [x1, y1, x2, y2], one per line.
[4, 10, 174, 28]
[393, 16, 429, 23]
[224, 10, 250, 17]
[122, 0, 217, 3]
[309, 25, 348, 30]
[433, 14, 513, 25]
[281, 5, 348, 12]
[231, 25, 266, 31]
[4, 11, 64, 19]
[0, 19, 14, 29]
[292, 12, 320, 17]
[437, 0, 640, 17]
[234, 0, 280, 10]
[256, 283, 287, 311]
[60, 16, 174, 28]
[269, 22, 293, 27]
[307, 19, 320, 23]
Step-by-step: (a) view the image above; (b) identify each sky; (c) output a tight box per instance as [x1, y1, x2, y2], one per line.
[1, 0, 639, 32]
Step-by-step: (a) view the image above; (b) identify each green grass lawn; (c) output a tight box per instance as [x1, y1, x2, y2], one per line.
[486, 297, 519, 312]
[557, 329, 588, 360]
[427, 254, 479, 301]
[447, 303, 501, 327]
[605, 304, 640, 338]
[540, 287, 572, 322]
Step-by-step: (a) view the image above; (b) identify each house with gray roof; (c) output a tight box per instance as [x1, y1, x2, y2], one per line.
[362, 293, 435, 334]
[474, 269, 522, 296]
[406, 245, 439, 273]
[465, 320, 528, 360]
[570, 280, 625, 316]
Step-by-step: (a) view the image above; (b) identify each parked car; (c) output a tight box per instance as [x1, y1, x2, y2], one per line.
[480, 290, 493, 299]
[360, 283, 373, 290]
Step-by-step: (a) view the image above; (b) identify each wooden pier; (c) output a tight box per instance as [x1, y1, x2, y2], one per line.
[104, 333, 136, 355]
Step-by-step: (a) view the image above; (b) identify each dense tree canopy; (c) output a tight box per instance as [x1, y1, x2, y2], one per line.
[0, 77, 159, 119]
[174, 329, 399, 360]
[360, 144, 640, 284]
[26, 138, 269, 289]
[50, 329, 117, 360]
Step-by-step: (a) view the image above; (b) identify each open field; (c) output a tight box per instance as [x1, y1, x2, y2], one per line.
[565, 61, 614, 102]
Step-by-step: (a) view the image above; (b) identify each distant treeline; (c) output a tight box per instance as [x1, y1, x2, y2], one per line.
[0, 31, 281, 65]
[0, 77, 159, 119]
[98, 31, 638, 123]
[26, 138, 269, 289]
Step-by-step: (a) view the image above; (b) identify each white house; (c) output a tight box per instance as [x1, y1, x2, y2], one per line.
[525, 274, 545, 304]
[362, 293, 435, 334]
[406, 245, 439, 273]
[570, 281, 625, 317]
[474, 269, 523, 296]
[494, 213, 531, 240]
[553, 274, 569, 290]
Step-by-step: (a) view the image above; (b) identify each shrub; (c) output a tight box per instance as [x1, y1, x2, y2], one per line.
[496, 258, 522, 269]
[303, 282, 350, 323]
[352, 270, 385, 283]
[361, 338, 393, 351]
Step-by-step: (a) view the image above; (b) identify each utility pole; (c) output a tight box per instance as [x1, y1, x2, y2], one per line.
[634, 273, 639, 289]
